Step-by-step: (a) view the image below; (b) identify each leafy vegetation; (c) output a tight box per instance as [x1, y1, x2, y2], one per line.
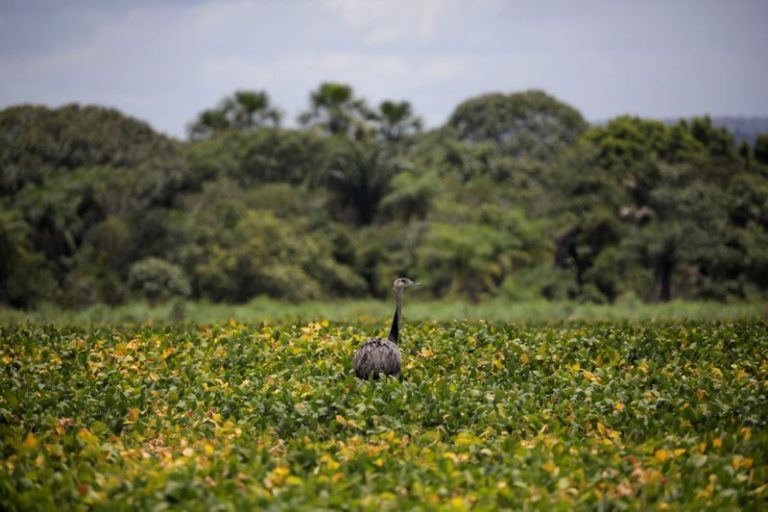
[2, 298, 766, 326]
[0, 319, 765, 510]
[2, 83, 768, 310]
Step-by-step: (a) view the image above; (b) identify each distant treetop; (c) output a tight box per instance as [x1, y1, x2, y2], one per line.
[446, 89, 588, 159]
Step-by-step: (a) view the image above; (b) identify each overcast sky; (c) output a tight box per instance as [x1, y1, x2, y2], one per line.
[1, 0, 766, 139]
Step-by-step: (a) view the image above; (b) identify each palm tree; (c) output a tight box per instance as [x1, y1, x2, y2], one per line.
[323, 141, 400, 225]
[298, 82, 371, 139]
[188, 90, 281, 140]
[188, 109, 229, 140]
[224, 91, 281, 129]
[376, 100, 422, 141]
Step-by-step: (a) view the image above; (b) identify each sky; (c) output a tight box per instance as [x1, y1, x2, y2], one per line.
[1, 0, 767, 139]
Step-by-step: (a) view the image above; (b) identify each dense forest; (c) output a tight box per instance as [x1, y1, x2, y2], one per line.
[2, 84, 767, 309]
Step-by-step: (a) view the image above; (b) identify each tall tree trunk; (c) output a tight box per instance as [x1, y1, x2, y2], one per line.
[654, 260, 673, 302]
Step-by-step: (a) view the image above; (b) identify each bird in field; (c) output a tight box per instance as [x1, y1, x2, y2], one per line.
[353, 277, 415, 379]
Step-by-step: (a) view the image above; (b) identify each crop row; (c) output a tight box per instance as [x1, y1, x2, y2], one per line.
[1, 320, 766, 510]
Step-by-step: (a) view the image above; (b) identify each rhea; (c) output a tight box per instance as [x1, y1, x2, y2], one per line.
[353, 277, 415, 379]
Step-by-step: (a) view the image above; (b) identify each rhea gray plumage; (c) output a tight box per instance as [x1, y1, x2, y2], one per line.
[353, 277, 414, 379]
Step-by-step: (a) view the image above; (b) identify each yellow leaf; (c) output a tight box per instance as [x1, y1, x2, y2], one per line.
[322, 455, 341, 471]
[742, 427, 751, 442]
[712, 438, 722, 448]
[335, 415, 347, 426]
[449, 496, 466, 510]
[596, 422, 607, 436]
[455, 432, 480, 446]
[654, 449, 670, 463]
[615, 402, 625, 412]
[733, 456, 753, 470]
[77, 429, 98, 445]
[542, 461, 559, 475]
[23, 432, 38, 449]
[285, 476, 303, 486]
[127, 408, 140, 422]
[519, 352, 529, 365]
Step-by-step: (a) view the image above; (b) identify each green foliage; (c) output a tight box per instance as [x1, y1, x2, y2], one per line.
[298, 82, 372, 139]
[173, 188, 365, 302]
[188, 90, 281, 140]
[688, 116, 737, 159]
[127, 257, 191, 303]
[552, 116, 768, 303]
[1, 297, 765, 325]
[0, 207, 55, 307]
[187, 128, 332, 186]
[0, 104, 183, 194]
[0, 320, 765, 509]
[63, 217, 132, 307]
[447, 89, 588, 159]
[754, 133, 768, 165]
[375, 100, 423, 141]
[321, 141, 401, 225]
[2, 89, 768, 309]
[380, 170, 439, 221]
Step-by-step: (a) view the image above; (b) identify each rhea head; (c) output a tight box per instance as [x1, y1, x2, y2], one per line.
[393, 277, 415, 290]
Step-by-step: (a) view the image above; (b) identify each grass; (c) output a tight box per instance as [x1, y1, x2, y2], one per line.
[1, 298, 766, 326]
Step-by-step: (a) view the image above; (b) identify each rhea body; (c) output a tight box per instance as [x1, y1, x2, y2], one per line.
[353, 278, 414, 379]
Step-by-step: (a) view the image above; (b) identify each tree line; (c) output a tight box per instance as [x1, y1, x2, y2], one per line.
[2, 83, 767, 308]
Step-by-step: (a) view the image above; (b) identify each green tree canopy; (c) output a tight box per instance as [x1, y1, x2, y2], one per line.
[446, 89, 588, 159]
[0, 104, 183, 194]
[754, 133, 768, 165]
[374, 100, 423, 141]
[298, 82, 372, 139]
[188, 90, 281, 140]
[2, 88, 767, 308]
[128, 257, 191, 303]
[320, 141, 401, 225]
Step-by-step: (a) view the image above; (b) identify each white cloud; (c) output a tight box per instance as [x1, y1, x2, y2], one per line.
[1, 0, 766, 137]
[325, 0, 454, 43]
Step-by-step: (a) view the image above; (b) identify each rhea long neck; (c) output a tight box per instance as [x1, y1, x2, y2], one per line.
[387, 287, 403, 343]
